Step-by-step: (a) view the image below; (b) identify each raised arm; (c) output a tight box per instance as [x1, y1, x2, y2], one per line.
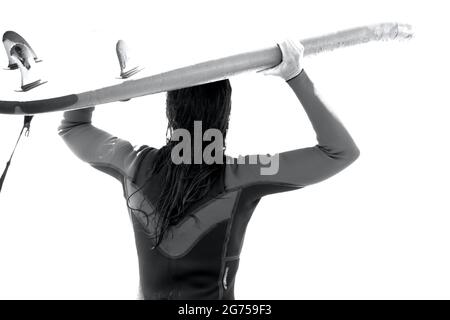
[283, 68, 359, 183]
[225, 40, 360, 195]
[58, 107, 149, 181]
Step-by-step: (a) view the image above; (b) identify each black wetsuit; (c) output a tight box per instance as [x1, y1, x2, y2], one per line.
[58, 71, 359, 300]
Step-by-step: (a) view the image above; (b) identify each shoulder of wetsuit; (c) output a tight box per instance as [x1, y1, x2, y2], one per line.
[131, 146, 158, 183]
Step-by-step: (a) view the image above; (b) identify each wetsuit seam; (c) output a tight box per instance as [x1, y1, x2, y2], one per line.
[90, 161, 132, 180]
[224, 255, 240, 261]
[88, 145, 152, 182]
[125, 180, 240, 259]
[225, 181, 304, 193]
[127, 184, 238, 237]
[155, 220, 232, 260]
[165, 189, 234, 226]
[124, 179, 157, 239]
[218, 189, 242, 300]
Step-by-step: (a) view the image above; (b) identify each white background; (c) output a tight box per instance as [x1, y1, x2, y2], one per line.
[0, 0, 449, 299]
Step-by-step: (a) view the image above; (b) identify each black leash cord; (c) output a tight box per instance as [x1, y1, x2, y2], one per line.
[0, 116, 33, 193]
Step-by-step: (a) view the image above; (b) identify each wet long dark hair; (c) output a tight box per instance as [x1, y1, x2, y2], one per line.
[130, 79, 232, 247]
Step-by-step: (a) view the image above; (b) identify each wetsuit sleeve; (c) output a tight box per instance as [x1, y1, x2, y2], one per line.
[225, 70, 360, 198]
[58, 107, 148, 181]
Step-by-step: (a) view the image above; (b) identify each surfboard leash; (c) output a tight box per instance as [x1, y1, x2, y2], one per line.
[0, 116, 33, 194]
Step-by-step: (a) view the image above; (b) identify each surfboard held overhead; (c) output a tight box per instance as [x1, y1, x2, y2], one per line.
[0, 22, 413, 115]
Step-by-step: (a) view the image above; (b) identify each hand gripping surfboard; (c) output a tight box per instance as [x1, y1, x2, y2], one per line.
[0, 23, 413, 115]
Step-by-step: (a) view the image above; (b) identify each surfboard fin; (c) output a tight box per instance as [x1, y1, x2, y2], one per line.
[2, 31, 42, 70]
[10, 43, 47, 92]
[116, 40, 143, 101]
[116, 40, 143, 79]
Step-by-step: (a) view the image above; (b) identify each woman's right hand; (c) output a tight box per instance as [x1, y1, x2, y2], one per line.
[259, 39, 304, 81]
